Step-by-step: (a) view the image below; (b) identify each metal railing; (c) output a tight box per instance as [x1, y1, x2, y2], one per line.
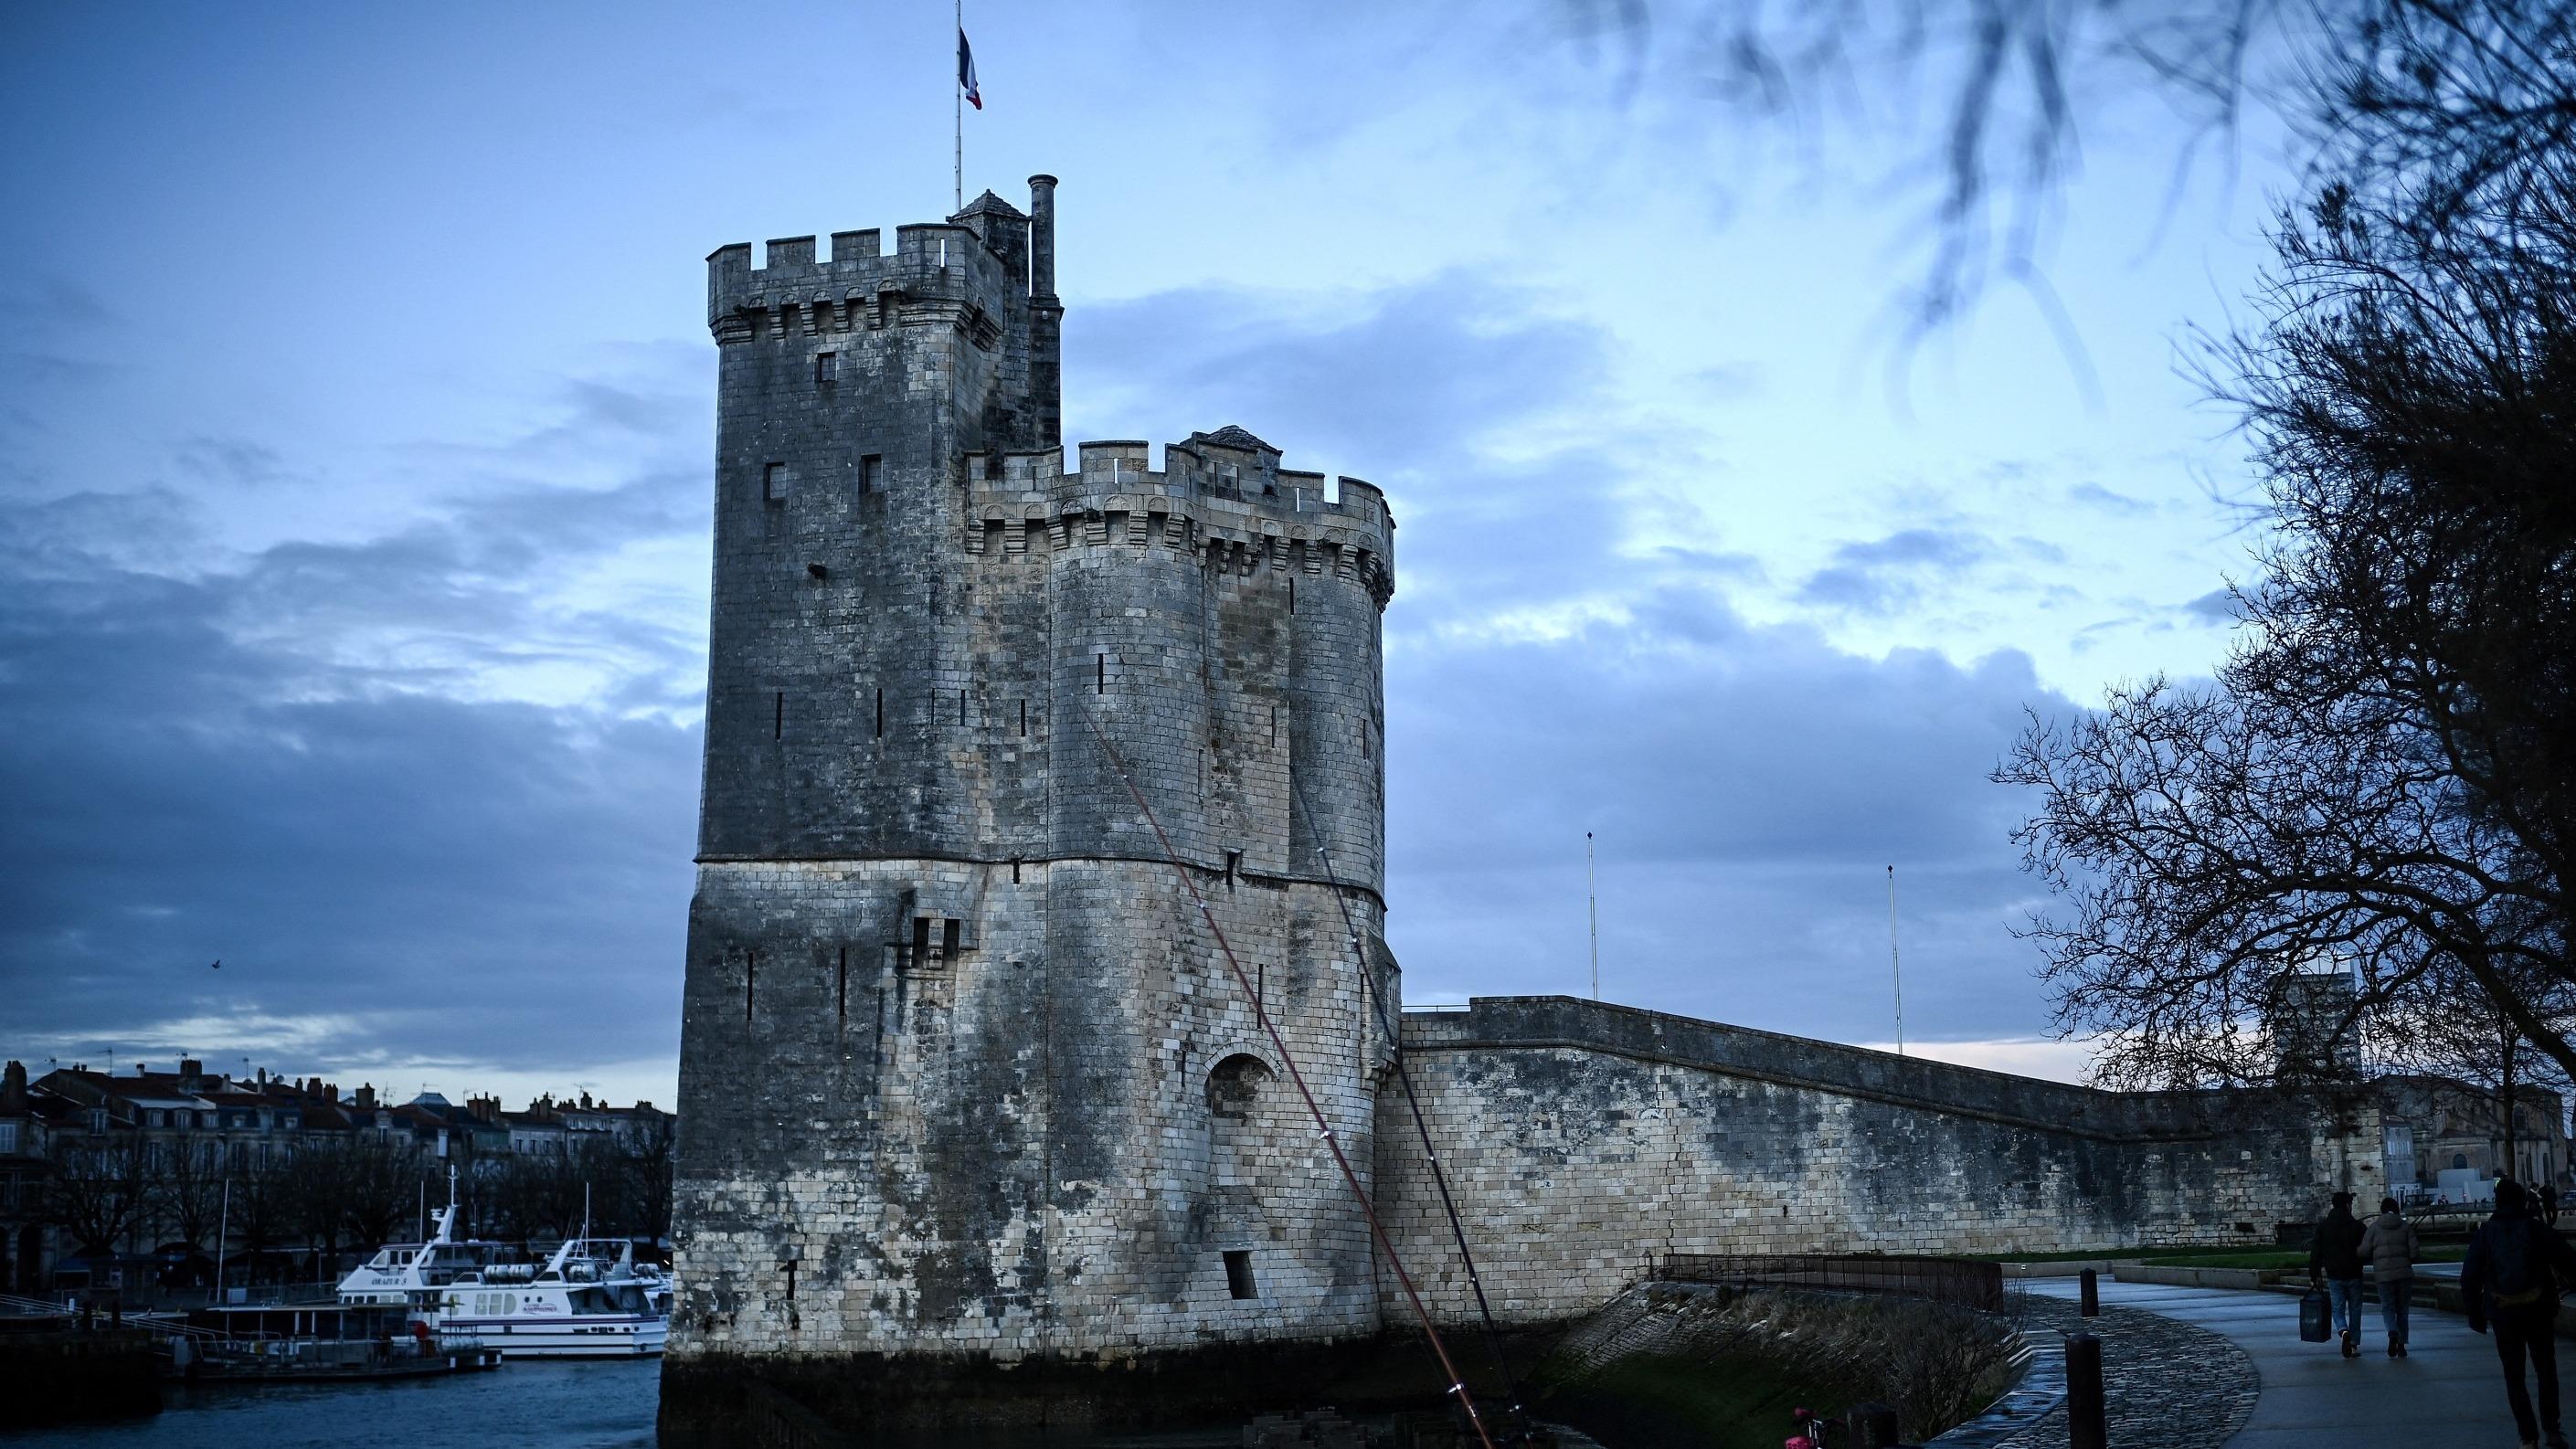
[1659, 1253, 2007, 1313]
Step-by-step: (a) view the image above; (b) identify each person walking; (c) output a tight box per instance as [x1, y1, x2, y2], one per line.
[2465, 1179, 2576, 1449]
[2310, 1189, 2369, 1358]
[2358, 1195, 2421, 1357]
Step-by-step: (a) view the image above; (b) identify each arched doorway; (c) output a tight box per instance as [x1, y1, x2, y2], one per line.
[1203, 1053, 1277, 1300]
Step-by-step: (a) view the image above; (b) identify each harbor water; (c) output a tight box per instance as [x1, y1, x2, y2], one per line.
[0, 1357, 658, 1449]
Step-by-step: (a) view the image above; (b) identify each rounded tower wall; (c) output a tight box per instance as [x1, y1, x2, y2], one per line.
[672, 182, 1404, 1436]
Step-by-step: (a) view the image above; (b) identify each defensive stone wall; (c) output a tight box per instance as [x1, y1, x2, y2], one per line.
[1379, 997, 2382, 1324]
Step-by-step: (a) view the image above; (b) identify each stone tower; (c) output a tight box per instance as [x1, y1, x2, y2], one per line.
[663, 176, 1403, 1439]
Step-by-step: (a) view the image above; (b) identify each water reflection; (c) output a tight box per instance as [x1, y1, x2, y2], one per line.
[0, 1359, 659, 1449]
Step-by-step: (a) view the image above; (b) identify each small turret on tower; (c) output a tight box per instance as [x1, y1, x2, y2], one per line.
[1028, 174, 1062, 447]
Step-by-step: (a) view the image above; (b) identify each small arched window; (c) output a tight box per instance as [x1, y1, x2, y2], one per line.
[2454, 1152, 2471, 1169]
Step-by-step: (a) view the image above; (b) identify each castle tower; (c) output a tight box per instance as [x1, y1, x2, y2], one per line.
[664, 176, 1403, 1438]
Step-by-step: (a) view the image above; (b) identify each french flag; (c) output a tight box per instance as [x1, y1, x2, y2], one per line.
[958, 29, 981, 110]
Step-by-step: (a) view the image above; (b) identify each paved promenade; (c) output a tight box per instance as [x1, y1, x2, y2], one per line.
[2026, 1278, 2530, 1448]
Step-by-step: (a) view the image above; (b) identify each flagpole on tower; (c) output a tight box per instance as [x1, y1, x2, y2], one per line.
[954, 0, 963, 213]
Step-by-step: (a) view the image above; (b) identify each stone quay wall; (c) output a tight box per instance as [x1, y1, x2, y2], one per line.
[1378, 997, 2382, 1324]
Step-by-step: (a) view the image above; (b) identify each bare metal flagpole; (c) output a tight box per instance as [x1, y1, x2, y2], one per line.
[1585, 831, 1599, 1000]
[1888, 864, 1905, 1055]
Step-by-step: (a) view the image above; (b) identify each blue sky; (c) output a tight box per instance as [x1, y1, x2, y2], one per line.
[0, 2, 2303, 1104]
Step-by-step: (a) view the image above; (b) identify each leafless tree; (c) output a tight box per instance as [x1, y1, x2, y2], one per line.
[1587, 1, 2576, 340]
[151, 1140, 227, 1266]
[2380, 959, 2576, 1176]
[620, 1123, 675, 1244]
[43, 1133, 147, 1261]
[1998, 0, 2576, 1086]
[226, 1158, 297, 1285]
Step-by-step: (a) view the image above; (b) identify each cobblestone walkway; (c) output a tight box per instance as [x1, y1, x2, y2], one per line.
[1931, 1292, 2258, 1449]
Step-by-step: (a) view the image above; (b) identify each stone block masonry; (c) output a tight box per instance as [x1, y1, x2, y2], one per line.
[665, 174, 1405, 1441]
[665, 170, 2373, 1443]
[1381, 997, 2383, 1325]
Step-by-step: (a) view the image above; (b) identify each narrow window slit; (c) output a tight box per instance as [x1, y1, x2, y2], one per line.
[1097, 653, 1106, 693]
[745, 948, 757, 1022]
[959, 689, 968, 727]
[875, 689, 885, 737]
[773, 692, 784, 740]
[942, 917, 961, 964]
[837, 947, 848, 1019]
[1224, 1251, 1257, 1300]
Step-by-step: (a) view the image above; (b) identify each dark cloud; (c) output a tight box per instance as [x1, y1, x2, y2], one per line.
[1386, 580, 2069, 1041]
[0, 356, 714, 1079]
[1067, 272, 2076, 1045]
[1069, 272, 1651, 634]
[1796, 526, 1993, 613]
[175, 436, 297, 489]
[1069, 271, 1613, 478]
[0, 516, 702, 1068]
[2184, 587, 2238, 622]
[3, 267, 2084, 1089]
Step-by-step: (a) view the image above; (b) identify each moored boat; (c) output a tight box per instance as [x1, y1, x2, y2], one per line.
[334, 1176, 669, 1359]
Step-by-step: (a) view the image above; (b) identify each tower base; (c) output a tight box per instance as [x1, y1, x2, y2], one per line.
[657, 1335, 1465, 1447]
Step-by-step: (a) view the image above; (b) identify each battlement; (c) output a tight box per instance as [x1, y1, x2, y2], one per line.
[962, 430, 1394, 600]
[707, 224, 1017, 333]
[707, 179, 1056, 343]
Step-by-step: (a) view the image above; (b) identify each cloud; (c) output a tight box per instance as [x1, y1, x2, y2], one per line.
[1796, 526, 1995, 614]
[0, 521, 703, 1073]
[1066, 273, 2080, 1047]
[1383, 576, 2073, 1043]
[2067, 481, 2153, 514]
[0, 364, 713, 1092]
[2184, 587, 2238, 622]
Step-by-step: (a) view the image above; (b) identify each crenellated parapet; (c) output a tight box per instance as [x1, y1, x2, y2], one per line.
[705, 222, 1025, 348]
[961, 428, 1395, 607]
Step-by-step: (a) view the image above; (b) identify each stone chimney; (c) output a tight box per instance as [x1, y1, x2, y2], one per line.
[354, 1084, 377, 1110]
[1, 1061, 27, 1115]
[179, 1058, 201, 1079]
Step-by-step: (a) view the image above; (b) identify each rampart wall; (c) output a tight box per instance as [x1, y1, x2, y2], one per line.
[1380, 997, 2383, 1324]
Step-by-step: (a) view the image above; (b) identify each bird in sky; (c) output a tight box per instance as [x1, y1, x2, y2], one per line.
[210, 959, 221, 969]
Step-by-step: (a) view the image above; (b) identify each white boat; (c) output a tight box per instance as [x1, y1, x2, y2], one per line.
[436, 1234, 668, 1359]
[335, 1176, 670, 1359]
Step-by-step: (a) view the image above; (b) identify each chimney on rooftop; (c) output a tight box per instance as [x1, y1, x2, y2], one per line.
[179, 1058, 201, 1080]
[355, 1084, 376, 1110]
[2, 1062, 27, 1115]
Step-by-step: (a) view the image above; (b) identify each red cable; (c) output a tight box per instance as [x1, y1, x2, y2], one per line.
[1076, 703, 1500, 1449]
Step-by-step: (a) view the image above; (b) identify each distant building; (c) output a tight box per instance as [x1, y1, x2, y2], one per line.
[2, 1058, 674, 1291]
[2374, 1074, 2566, 1193]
